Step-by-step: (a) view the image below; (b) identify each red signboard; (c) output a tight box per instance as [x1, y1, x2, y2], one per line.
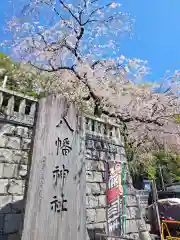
[107, 161, 124, 235]
[107, 187, 120, 204]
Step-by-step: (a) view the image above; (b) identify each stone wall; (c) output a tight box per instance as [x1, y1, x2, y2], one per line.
[85, 116, 125, 239]
[85, 116, 149, 240]
[85, 132, 108, 239]
[0, 88, 36, 240]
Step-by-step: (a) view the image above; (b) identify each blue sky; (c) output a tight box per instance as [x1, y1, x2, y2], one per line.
[0, 0, 180, 83]
[120, 0, 180, 82]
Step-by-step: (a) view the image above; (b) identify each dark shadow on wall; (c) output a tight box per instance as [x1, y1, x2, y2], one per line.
[0, 199, 25, 240]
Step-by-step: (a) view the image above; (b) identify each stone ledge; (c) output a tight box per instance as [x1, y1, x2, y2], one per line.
[86, 150, 127, 162]
[0, 124, 32, 139]
[0, 114, 35, 127]
[0, 87, 37, 102]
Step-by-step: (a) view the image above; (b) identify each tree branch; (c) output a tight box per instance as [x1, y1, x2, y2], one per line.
[74, 27, 84, 51]
[101, 109, 164, 126]
[87, 2, 112, 19]
[83, 12, 119, 25]
[59, 0, 81, 25]
[28, 61, 73, 72]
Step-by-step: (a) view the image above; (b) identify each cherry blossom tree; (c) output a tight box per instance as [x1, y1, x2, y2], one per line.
[4, 0, 180, 156]
[6, 0, 150, 111]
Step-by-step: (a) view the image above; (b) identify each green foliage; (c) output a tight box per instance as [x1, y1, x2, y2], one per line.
[154, 151, 180, 185]
[0, 53, 39, 97]
[128, 148, 180, 189]
[0, 53, 17, 70]
[147, 165, 156, 180]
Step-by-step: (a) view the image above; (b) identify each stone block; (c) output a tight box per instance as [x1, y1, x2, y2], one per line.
[19, 151, 28, 165]
[96, 208, 106, 222]
[12, 150, 23, 164]
[99, 151, 117, 162]
[86, 195, 99, 208]
[21, 138, 31, 150]
[126, 219, 139, 234]
[15, 126, 29, 138]
[12, 195, 23, 203]
[0, 149, 13, 163]
[28, 129, 33, 138]
[0, 124, 15, 136]
[99, 183, 106, 194]
[0, 195, 13, 207]
[0, 135, 8, 148]
[85, 149, 92, 159]
[86, 182, 106, 195]
[97, 162, 106, 171]
[107, 152, 117, 162]
[2, 164, 17, 178]
[118, 146, 126, 155]
[94, 172, 103, 182]
[86, 139, 94, 149]
[99, 151, 106, 161]
[4, 214, 22, 234]
[125, 233, 139, 240]
[8, 180, 23, 195]
[86, 183, 100, 195]
[126, 187, 136, 195]
[91, 150, 99, 160]
[0, 179, 9, 194]
[102, 142, 109, 151]
[0, 196, 13, 213]
[86, 171, 94, 182]
[94, 141, 103, 150]
[86, 209, 96, 223]
[87, 222, 106, 230]
[6, 137, 20, 150]
[126, 195, 137, 207]
[86, 160, 105, 171]
[0, 163, 3, 177]
[126, 206, 140, 219]
[2, 150, 29, 165]
[18, 164, 27, 178]
[98, 195, 106, 207]
[108, 144, 118, 154]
